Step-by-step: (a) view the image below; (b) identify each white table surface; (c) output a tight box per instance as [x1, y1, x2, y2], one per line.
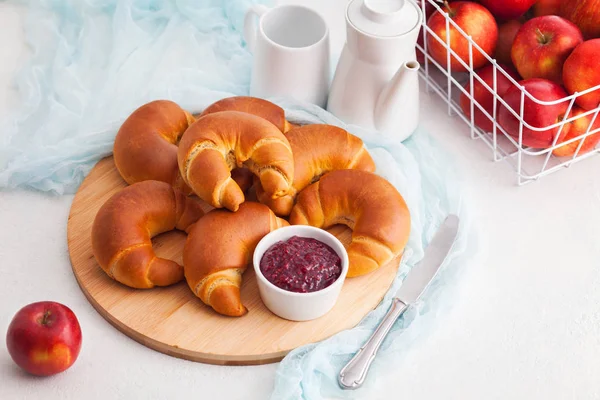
[2, 1, 600, 399]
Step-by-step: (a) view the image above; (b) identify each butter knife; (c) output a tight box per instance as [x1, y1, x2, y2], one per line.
[339, 214, 460, 390]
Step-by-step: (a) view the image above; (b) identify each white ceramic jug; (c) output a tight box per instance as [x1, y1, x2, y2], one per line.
[327, 0, 423, 141]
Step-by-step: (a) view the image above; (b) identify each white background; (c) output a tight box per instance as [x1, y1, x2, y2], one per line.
[2, 1, 600, 399]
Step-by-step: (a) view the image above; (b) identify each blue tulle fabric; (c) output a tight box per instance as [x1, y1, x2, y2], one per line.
[0, 0, 274, 193]
[0, 1, 474, 399]
[271, 101, 474, 399]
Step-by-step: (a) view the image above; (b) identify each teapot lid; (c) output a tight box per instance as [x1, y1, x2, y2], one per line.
[347, 0, 422, 37]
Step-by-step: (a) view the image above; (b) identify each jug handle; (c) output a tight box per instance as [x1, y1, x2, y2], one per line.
[243, 4, 270, 53]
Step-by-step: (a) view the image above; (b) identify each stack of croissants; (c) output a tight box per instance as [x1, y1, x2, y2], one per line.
[91, 96, 411, 317]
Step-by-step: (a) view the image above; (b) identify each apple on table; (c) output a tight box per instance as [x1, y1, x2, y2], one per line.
[6, 301, 82, 376]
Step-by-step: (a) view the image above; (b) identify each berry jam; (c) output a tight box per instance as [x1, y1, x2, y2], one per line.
[260, 236, 342, 293]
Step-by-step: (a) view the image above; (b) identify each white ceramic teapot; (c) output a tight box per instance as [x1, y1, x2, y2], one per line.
[327, 0, 423, 141]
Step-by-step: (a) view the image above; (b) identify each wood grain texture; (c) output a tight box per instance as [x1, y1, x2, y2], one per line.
[67, 157, 399, 365]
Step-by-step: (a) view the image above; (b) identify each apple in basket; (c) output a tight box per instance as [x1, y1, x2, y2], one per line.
[417, 1, 441, 64]
[533, 0, 561, 17]
[560, 0, 600, 40]
[460, 64, 519, 133]
[511, 16, 583, 84]
[553, 107, 600, 157]
[498, 78, 569, 148]
[6, 301, 82, 376]
[426, 1, 498, 72]
[563, 39, 600, 111]
[478, 0, 536, 21]
[417, 0, 462, 65]
[495, 20, 523, 67]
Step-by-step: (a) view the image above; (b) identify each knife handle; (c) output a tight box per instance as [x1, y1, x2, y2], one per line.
[339, 298, 408, 390]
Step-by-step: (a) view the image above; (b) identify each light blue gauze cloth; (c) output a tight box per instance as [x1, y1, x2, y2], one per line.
[0, 1, 474, 399]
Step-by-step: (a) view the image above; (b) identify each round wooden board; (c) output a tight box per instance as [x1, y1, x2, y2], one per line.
[67, 157, 400, 365]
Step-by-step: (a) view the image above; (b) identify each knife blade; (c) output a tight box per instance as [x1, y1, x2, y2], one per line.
[338, 214, 460, 390]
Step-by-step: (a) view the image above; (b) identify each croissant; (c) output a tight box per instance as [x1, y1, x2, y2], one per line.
[113, 100, 195, 193]
[200, 96, 292, 133]
[289, 170, 410, 277]
[184, 202, 288, 316]
[91, 180, 206, 289]
[177, 111, 294, 211]
[113, 97, 291, 195]
[200, 96, 292, 193]
[256, 124, 376, 216]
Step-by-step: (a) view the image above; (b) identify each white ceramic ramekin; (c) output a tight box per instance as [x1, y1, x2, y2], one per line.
[253, 225, 349, 321]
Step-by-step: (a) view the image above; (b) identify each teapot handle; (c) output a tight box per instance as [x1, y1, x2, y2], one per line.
[243, 4, 270, 53]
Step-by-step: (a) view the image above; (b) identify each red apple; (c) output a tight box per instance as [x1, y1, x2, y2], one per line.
[553, 107, 600, 156]
[6, 301, 82, 376]
[427, 1, 498, 73]
[417, 33, 425, 65]
[533, 0, 561, 17]
[560, 0, 600, 39]
[478, 0, 536, 21]
[423, 1, 436, 18]
[498, 78, 569, 148]
[460, 64, 520, 132]
[511, 16, 583, 84]
[563, 39, 600, 110]
[417, 1, 459, 64]
[495, 20, 523, 66]
[417, 3, 436, 64]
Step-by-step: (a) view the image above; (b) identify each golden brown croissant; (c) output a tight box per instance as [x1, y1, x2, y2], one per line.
[113, 100, 195, 193]
[91, 180, 206, 289]
[289, 170, 410, 277]
[184, 202, 288, 317]
[256, 124, 376, 216]
[200, 96, 293, 193]
[113, 97, 290, 195]
[177, 111, 294, 211]
[200, 96, 292, 133]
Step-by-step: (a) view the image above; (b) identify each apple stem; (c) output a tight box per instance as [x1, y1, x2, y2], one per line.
[41, 310, 52, 326]
[536, 28, 549, 44]
[443, 0, 455, 17]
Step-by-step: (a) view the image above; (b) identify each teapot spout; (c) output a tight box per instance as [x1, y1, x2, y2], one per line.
[374, 61, 421, 140]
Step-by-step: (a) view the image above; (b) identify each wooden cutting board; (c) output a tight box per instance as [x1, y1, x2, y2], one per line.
[67, 157, 400, 365]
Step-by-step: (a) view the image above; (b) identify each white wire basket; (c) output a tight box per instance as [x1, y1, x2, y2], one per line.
[415, 0, 600, 185]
